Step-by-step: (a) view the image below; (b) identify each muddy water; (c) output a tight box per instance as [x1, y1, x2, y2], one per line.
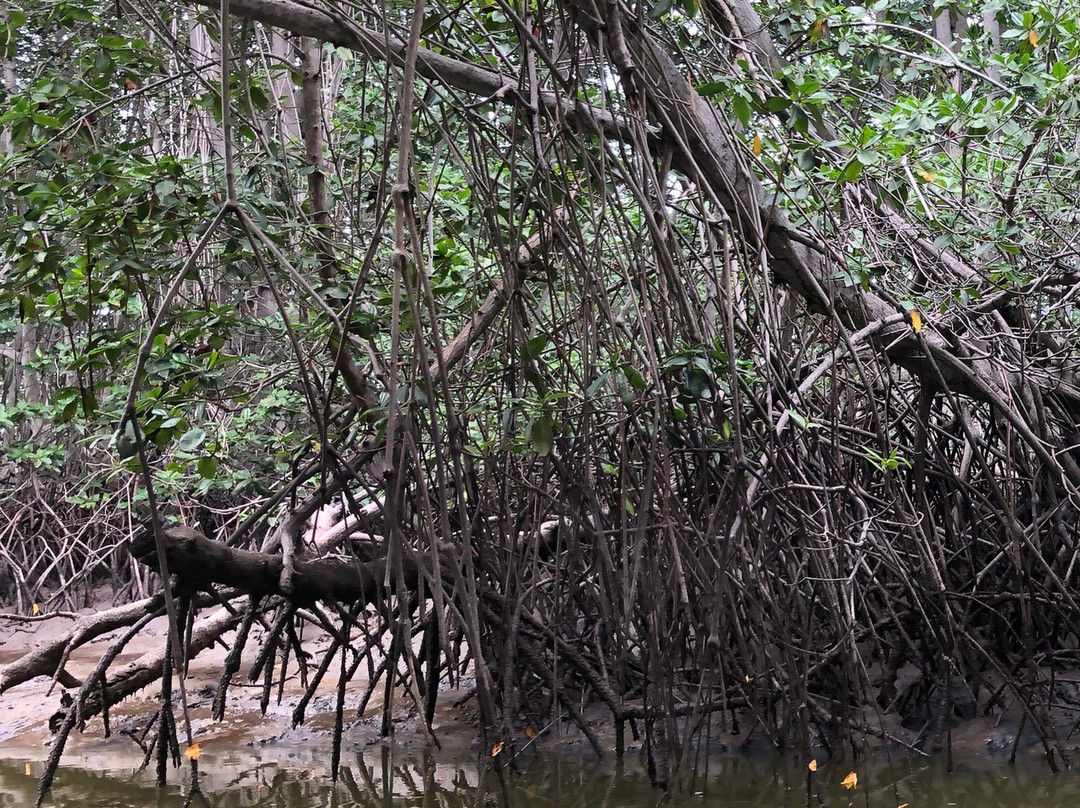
[1, 747, 1079, 808]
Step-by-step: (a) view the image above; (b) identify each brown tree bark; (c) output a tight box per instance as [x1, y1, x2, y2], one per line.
[129, 525, 417, 606]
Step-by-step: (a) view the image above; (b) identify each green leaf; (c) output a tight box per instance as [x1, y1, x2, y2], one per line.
[586, 372, 610, 398]
[649, 0, 674, 19]
[197, 456, 219, 479]
[80, 387, 97, 417]
[842, 160, 864, 182]
[18, 294, 35, 321]
[621, 365, 647, 391]
[528, 414, 554, 456]
[178, 427, 206, 452]
[524, 335, 549, 360]
[732, 95, 751, 128]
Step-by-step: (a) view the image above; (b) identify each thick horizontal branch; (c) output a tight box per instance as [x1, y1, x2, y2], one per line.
[190, 0, 645, 142]
[0, 597, 161, 694]
[129, 526, 417, 606]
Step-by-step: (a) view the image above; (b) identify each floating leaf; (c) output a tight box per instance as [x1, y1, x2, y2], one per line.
[808, 759, 818, 772]
[491, 742, 504, 757]
[752, 134, 763, 156]
[185, 743, 202, 760]
[910, 309, 923, 332]
[841, 771, 858, 790]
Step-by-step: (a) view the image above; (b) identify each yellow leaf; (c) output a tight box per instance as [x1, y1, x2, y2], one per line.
[525, 727, 537, 739]
[491, 742, 504, 757]
[808, 759, 818, 772]
[184, 743, 202, 761]
[841, 771, 858, 790]
[31, 603, 39, 616]
[311, 441, 321, 454]
[752, 134, 763, 156]
[915, 167, 937, 184]
[24, 763, 31, 776]
[910, 309, 923, 332]
[1028, 30, 1039, 47]
[810, 18, 828, 42]
[524, 784, 538, 798]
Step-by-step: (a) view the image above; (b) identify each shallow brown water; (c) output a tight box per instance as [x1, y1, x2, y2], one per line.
[2, 746, 1079, 808]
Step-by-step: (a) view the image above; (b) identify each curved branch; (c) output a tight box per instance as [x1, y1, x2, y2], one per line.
[188, 0, 647, 142]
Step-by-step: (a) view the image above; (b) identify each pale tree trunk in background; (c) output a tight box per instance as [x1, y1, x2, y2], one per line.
[932, 3, 961, 156]
[296, 35, 377, 411]
[0, 2, 13, 159]
[983, 4, 1002, 82]
[300, 37, 335, 275]
[231, 28, 299, 357]
[1, 1, 45, 441]
[188, 18, 225, 166]
[265, 27, 302, 144]
[325, 49, 345, 107]
[147, 14, 183, 155]
[932, 5, 953, 52]
[930, 6, 961, 90]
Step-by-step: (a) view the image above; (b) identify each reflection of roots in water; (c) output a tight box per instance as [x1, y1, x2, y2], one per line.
[5, 751, 1080, 808]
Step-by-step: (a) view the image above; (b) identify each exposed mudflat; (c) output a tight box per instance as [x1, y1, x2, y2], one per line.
[0, 604, 483, 759]
[4, 598, 1080, 787]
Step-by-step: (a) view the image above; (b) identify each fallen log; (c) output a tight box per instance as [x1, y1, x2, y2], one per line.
[78, 604, 242, 719]
[128, 525, 418, 606]
[0, 596, 162, 695]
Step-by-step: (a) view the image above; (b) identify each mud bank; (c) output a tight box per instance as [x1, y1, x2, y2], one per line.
[3, 605, 1080, 774]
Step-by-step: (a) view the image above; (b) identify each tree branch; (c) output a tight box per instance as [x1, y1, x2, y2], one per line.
[129, 526, 417, 606]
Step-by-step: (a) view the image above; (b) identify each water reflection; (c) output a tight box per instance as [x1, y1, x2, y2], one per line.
[2, 746, 1080, 808]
